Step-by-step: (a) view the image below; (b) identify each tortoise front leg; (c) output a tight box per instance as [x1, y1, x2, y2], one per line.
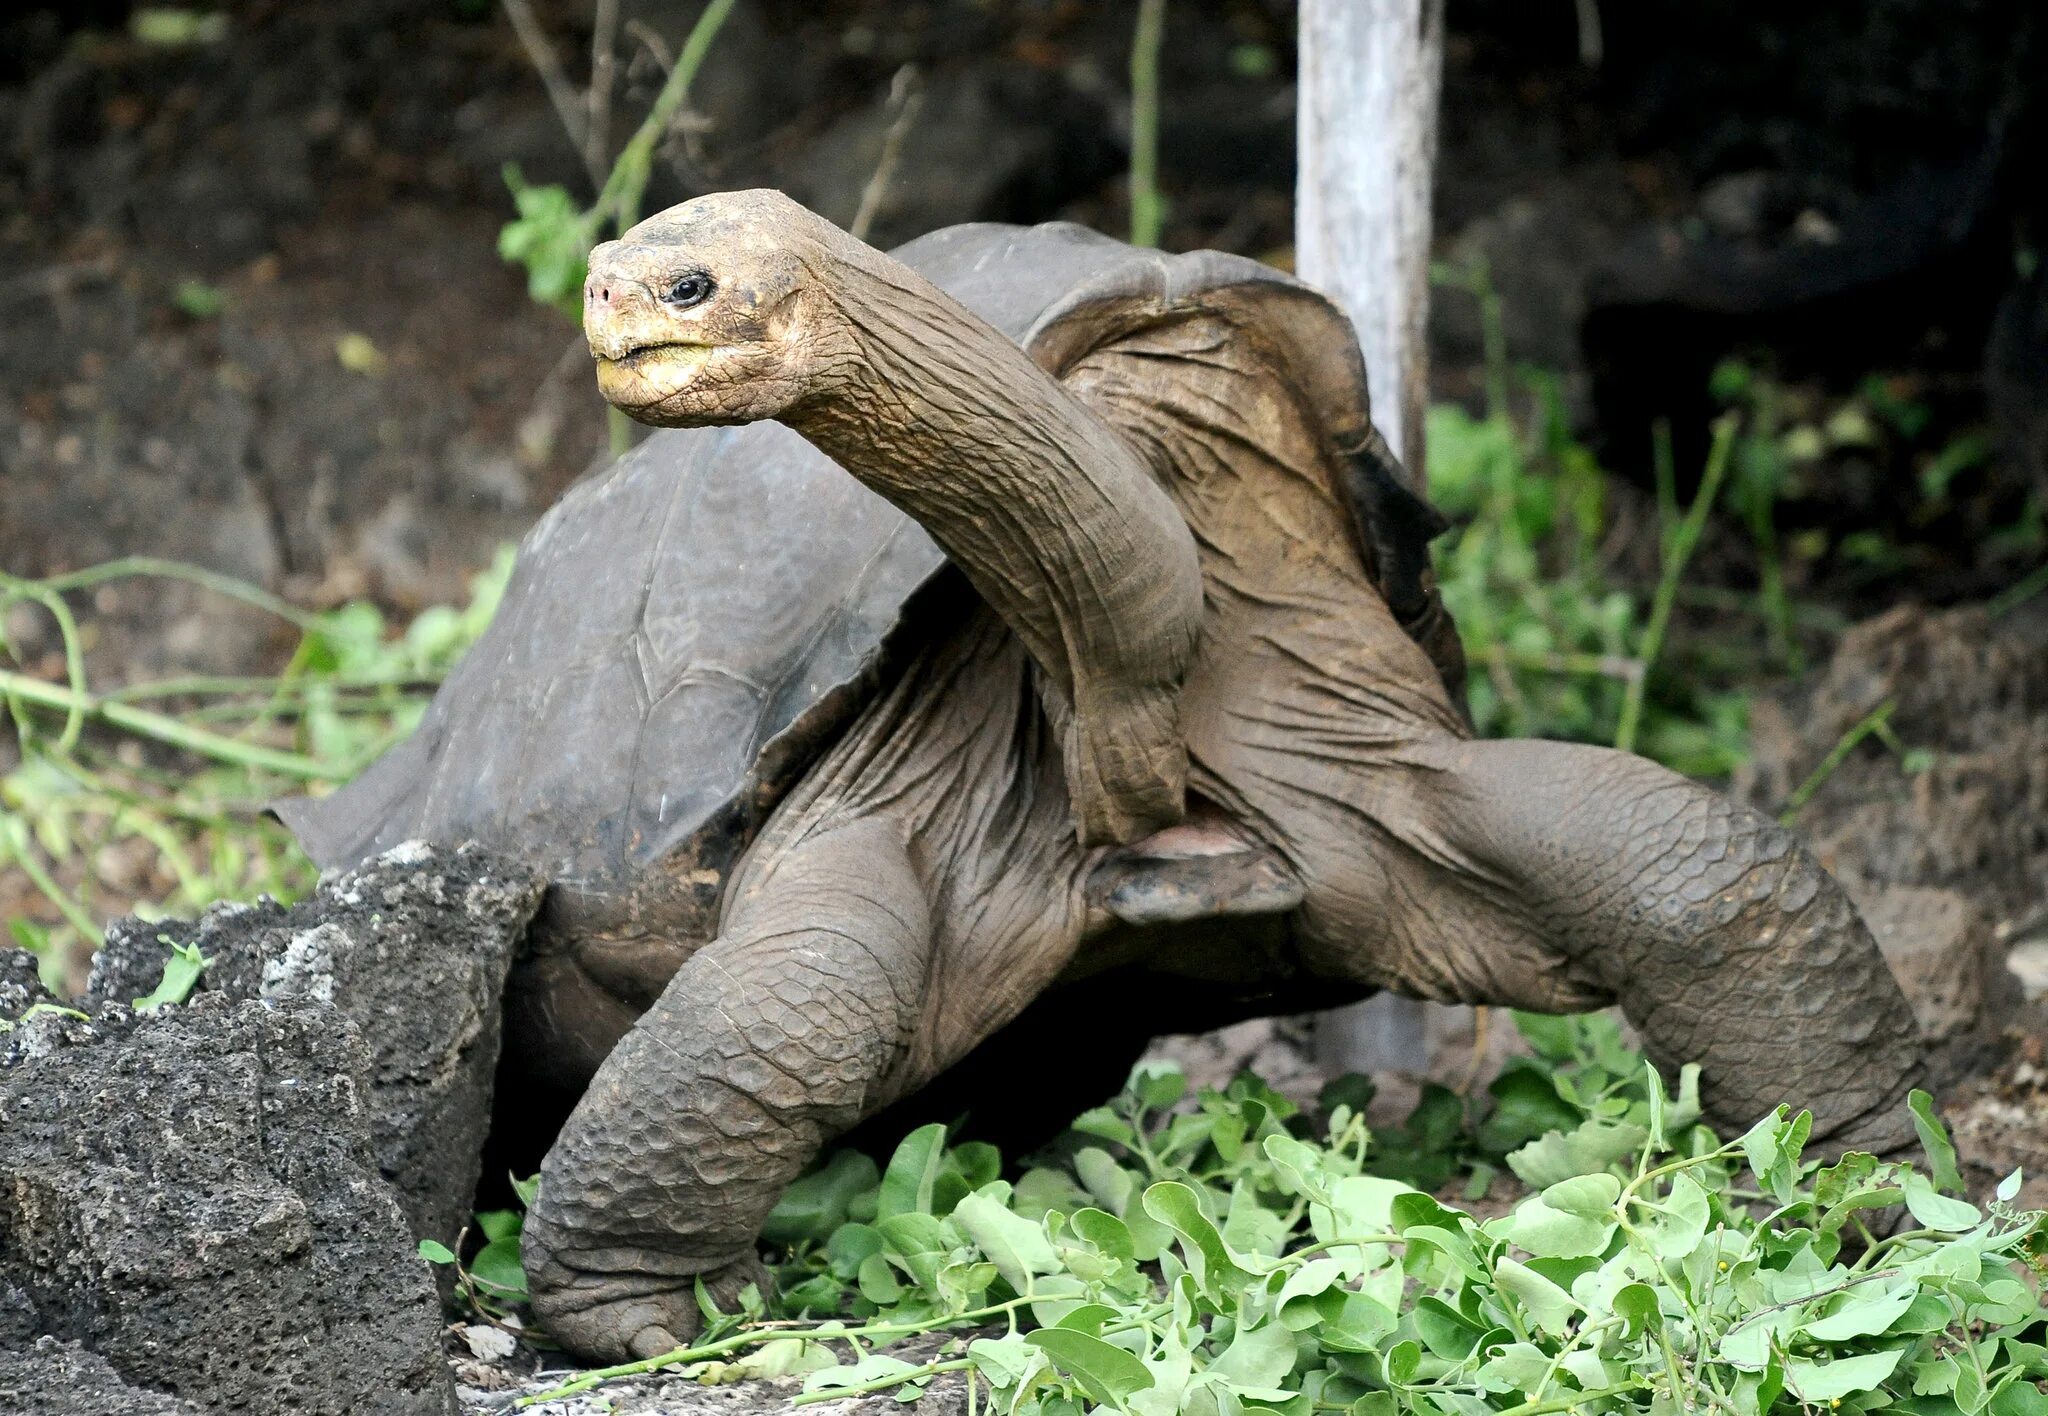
[1365, 738, 1929, 1156]
[521, 817, 930, 1362]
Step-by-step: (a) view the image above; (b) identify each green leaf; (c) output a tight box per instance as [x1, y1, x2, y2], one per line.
[1413, 1297, 1486, 1361]
[1478, 1342, 1554, 1394]
[857, 1251, 904, 1304]
[1639, 1170, 1711, 1259]
[876, 1123, 947, 1220]
[1902, 1172, 1982, 1231]
[1128, 1059, 1188, 1111]
[1026, 1328, 1155, 1405]
[804, 1354, 922, 1395]
[132, 940, 208, 1012]
[1264, 1134, 1334, 1202]
[1211, 1319, 1299, 1390]
[968, 1334, 1043, 1391]
[1610, 1282, 1661, 1338]
[1314, 1291, 1399, 1353]
[417, 1239, 456, 1265]
[469, 1237, 528, 1299]
[1493, 1255, 1580, 1335]
[1142, 1182, 1253, 1303]
[1784, 1348, 1906, 1402]
[763, 1150, 880, 1246]
[952, 1185, 1059, 1292]
[1069, 1207, 1137, 1264]
[1075, 1148, 1137, 1213]
[1798, 1280, 1917, 1340]
[497, 165, 600, 314]
[1275, 1258, 1346, 1330]
[474, 1208, 522, 1244]
[1506, 1118, 1647, 1187]
[1909, 1090, 1965, 1194]
[1540, 1172, 1622, 1219]
[1499, 1189, 1616, 1259]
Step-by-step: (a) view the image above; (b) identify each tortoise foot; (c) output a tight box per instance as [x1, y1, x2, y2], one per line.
[523, 1224, 769, 1363]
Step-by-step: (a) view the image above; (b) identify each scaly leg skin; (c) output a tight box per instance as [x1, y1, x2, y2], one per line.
[1379, 737, 1929, 1157]
[521, 817, 930, 1362]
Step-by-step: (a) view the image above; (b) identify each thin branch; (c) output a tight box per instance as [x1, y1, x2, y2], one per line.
[1614, 413, 1737, 753]
[499, 0, 606, 191]
[1128, 0, 1167, 246]
[1573, 0, 1604, 66]
[598, 0, 738, 231]
[586, 0, 621, 180]
[849, 66, 923, 243]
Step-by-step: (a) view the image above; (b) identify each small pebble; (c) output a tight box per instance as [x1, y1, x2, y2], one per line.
[463, 1324, 519, 1362]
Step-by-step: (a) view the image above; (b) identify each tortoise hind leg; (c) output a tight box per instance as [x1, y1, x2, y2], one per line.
[1359, 737, 1928, 1157]
[520, 816, 931, 1362]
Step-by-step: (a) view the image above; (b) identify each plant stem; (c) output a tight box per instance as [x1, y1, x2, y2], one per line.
[31, 557, 320, 631]
[0, 669, 344, 781]
[792, 1358, 972, 1406]
[515, 1295, 1038, 1407]
[1127, 0, 1166, 247]
[1, 575, 88, 750]
[1778, 700, 1896, 824]
[498, 0, 603, 189]
[0, 818, 103, 946]
[1614, 413, 1737, 754]
[1987, 559, 2048, 618]
[599, 0, 738, 231]
[102, 673, 437, 702]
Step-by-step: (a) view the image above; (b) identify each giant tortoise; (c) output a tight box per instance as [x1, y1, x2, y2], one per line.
[281, 190, 1927, 1363]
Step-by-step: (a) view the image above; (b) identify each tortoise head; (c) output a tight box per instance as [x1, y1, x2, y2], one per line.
[583, 189, 853, 426]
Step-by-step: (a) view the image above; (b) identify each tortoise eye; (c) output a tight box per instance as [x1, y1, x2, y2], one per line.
[664, 272, 715, 309]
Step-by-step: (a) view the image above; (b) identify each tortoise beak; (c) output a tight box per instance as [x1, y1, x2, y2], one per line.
[594, 345, 715, 415]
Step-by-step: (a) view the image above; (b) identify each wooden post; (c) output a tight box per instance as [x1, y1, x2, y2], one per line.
[1296, 0, 1447, 1075]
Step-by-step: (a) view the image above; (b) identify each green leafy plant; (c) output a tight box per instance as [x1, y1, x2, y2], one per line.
[1, 550, 514, 985]
[421, 1173, 543, 1322]
[131, 937, 207, 1012]
[492, 0, 737, 454]
[1427, 266, 1750, 777]
[515, 1016, 2046, 1415]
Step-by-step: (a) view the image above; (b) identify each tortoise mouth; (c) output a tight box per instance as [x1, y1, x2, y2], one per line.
[594, 343, 716, 412]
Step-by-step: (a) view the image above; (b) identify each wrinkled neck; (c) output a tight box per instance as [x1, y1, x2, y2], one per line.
[777, 244, 1202, 846]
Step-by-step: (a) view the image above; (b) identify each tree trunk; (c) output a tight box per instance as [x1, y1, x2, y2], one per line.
[1296, 0, 1447, 1074]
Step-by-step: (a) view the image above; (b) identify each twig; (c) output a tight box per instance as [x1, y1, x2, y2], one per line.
[625, 18, 674, 72]
[499, 0, 605, 191]
[30, 556, 319, 631]
[598, 0, 738, 231]
[1614, 413, 1737, 754]
[1128, 0, 1167, 247]
[849, 66, 923, 243]
[1987, 560, 2048, 619]
[1779, 700, 1895, 825]
[1489, 644, 1643, 682]
[1573, 0, 1604, 66]
[0, 818, 104, 947]
[793, 1358, 971, 1406]
[586, 0, 621, 180]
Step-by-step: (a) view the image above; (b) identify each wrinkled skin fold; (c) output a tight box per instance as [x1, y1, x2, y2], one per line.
[501, 192, 1931, 1362]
